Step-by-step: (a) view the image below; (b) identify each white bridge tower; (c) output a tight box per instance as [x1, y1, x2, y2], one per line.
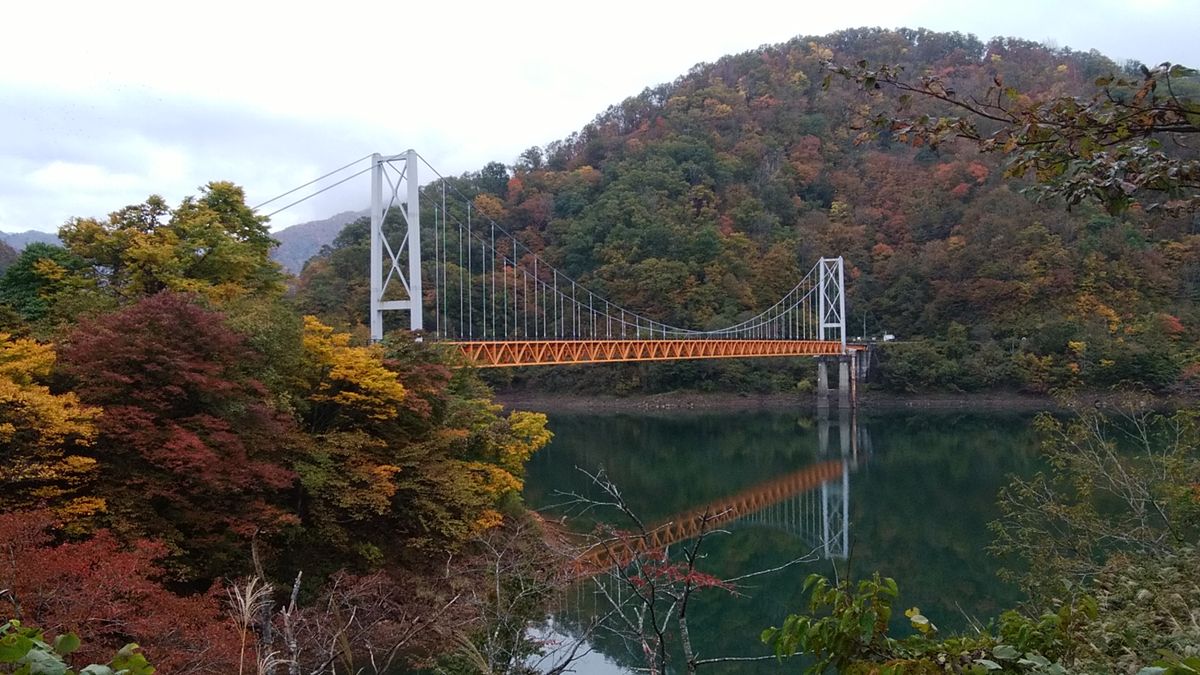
[369, 150, 423, 341]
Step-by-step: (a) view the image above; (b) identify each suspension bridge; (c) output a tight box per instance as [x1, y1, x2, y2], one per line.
[259, 151, 860, 377]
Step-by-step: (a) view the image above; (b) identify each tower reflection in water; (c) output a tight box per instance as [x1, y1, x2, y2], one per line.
[541, 410, 869, 674]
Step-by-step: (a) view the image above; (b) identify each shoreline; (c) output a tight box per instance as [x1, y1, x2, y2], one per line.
[493, 389, 1073, 414]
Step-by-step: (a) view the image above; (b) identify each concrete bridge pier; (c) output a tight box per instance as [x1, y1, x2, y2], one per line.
[856, 345, 872, 382]
[815, 353, 858, 409]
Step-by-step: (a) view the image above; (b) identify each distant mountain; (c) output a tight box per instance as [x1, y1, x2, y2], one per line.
[0, 216, 363, 276]
[270, 209, 366, 273]
[0, 230, 60, 250]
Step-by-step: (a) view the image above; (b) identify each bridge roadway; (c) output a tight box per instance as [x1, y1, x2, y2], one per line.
[569, 459, 844, 577]
[451, 338, 848, 368]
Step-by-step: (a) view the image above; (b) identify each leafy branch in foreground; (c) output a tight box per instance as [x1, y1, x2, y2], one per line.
[991, 408, 1200, 601]
[762, 573, 1200, 675]
[0, 619, 154, 675]
[829, 59, 1200, 215]
[758, 574, 1085, 675]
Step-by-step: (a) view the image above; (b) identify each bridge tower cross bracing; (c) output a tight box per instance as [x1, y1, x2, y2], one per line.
[370, 150, 422, 342]
[818, 256, 847, 351]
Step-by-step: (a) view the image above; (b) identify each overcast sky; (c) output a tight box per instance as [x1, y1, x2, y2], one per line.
[3, 0, 1198, 233]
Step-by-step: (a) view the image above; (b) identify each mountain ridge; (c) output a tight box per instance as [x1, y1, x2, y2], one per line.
[269, 209, 367, 273]
[0, 230, 61, 250]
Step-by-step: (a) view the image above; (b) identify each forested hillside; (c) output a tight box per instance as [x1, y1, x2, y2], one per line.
[297, 28, 1200, 395]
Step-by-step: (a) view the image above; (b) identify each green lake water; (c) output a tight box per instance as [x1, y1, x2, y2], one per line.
[522, 407, 1044, 674]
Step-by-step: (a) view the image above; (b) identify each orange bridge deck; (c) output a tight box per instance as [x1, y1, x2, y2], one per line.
[451, 338, 846, 368]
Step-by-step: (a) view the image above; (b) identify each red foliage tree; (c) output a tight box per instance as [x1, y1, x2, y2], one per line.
[0, 510, 241, 674]
[60, 292, 298, 581]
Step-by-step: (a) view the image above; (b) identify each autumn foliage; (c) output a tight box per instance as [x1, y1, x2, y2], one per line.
[0, 333, 99, 527]
[10, 23, 1199, 672]
[0, 510, 241, 674]
[292, 28, 1200, 396]
[300, 315, 408, 432]
[60, 293, 298, 579]
[57, 182, 284, 303]
[0, 177, 553, 670]
[291, 316, 552, 566]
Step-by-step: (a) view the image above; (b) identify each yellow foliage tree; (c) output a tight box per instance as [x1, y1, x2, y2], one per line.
[432, 403, 553, 534]
[300, 316, 407, 429]
[292, 318, 554, 561]
[0, 333, 102, 527]
[473, 193, 508, 221]
[293, 317, 416, 562]
[495, 411, 553, 482]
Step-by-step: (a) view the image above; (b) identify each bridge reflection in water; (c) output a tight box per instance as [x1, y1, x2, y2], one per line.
[549, 410, 869, 635]
[569, 408, 867, 575]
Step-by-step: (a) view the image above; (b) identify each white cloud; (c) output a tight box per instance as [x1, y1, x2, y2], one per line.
[2, 0, 1197, 233]
[28, 161, 144, 193]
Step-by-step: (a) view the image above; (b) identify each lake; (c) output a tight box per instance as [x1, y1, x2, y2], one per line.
[522, 406, 1045, 674]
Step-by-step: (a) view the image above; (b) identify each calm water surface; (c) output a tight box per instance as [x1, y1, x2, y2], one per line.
[522, 408, 1043, 674]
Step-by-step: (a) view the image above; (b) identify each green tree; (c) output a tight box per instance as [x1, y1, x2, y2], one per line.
[58, 182, 284, 305]
[0, 243, 87, 322]
[991, 409, 1200, 602]
[478, 161, 510, 197]
[294, 217, 371, 329]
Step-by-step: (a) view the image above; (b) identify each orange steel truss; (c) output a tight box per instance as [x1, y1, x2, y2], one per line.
[571, 459, 844, 576]
[452, 338, 846, 367]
